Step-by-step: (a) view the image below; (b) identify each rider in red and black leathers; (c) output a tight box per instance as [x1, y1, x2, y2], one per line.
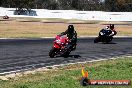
[109, 24, 117, 36]
[59, 25, 77, 50]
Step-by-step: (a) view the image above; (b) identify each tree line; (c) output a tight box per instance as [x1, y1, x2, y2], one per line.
[0, 0, 132, 12]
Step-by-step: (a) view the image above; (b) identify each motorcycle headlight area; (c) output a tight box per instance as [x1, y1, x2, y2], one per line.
[56, 39, 61, 43]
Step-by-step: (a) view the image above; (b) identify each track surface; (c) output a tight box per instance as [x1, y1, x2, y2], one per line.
[0, 37, 132, 75]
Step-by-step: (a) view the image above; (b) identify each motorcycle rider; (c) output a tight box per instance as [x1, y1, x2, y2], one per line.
[59, 25, 77, 50]
[109, 24, 117, 36]
[99, 24, 117, 37]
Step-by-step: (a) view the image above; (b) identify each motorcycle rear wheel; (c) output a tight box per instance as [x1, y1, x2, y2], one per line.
[63, 51, 70, 58]
[103, 36, 113, 43]
[61, 46, 70, 57]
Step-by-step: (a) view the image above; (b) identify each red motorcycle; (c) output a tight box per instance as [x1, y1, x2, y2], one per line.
[49, 35, 71, 58]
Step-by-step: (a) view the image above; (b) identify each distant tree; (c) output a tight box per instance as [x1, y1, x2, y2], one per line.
[45, 0, 58, 10]
[57, 0, 72, 9]
[126, 0, 132, 11]
[10, 0, 34, 15]
[0, 0, 9, 7]
[0, 0, 2, 6]
[71, 0, 79, 9]
[105, 0, 131, 11]
[37, 0, 58, 9]
[0, 0, 132, 11]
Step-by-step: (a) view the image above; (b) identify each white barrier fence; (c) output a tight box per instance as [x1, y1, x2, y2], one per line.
[0, 7, 132, 21]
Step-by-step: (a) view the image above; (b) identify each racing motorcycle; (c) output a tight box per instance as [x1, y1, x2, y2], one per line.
[3, 15, 9, 19]
[49, 35, 72, 58]
[94, 29, 113, 43]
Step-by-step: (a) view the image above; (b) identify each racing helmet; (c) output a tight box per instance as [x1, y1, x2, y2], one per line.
[105, 26, 109, 29]
[68, 25, 74, 33]
[110, 24, 114, 30]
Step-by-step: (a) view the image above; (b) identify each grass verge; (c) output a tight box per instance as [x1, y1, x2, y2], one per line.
[0, 56, 132, 88]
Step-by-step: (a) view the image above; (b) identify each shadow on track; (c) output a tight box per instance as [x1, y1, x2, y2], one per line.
[95, 42, 117, 44]
[65, 55, 81, 58]
[55, 55, 81, 58]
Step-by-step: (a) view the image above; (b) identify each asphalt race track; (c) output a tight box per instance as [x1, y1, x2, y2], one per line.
[0, 37, 132, 75]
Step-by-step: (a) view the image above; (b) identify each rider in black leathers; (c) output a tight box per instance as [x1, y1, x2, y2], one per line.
[59, 25, 77, 50]
[99, 24, 117, 37]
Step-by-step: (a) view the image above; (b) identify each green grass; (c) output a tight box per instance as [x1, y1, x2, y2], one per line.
[0, 56, 132, 88]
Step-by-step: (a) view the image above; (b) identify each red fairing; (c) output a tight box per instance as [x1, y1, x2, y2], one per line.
[54, 43, 60, 49]
[53, 35, 69, 49]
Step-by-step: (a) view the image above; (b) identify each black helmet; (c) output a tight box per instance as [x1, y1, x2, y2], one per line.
[110, 24, 114, 30]
[68, 25, 74, 33]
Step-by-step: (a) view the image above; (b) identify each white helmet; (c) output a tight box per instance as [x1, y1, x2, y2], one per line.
[105, 26, 109, 29]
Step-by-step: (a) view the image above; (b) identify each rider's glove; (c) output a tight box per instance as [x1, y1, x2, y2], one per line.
[109, 31, 115, 36]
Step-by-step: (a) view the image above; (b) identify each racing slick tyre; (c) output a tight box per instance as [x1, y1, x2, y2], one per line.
[61, 46, 70, 58]
[94, 37, 99, 43]
[49, 48, 57, 58]
[63, 51, 70, 58]
[104, 36, 113, 44]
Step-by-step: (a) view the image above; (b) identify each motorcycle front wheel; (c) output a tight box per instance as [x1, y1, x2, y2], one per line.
[94, 37, 99, 43]
[49, 48, 57, 58]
